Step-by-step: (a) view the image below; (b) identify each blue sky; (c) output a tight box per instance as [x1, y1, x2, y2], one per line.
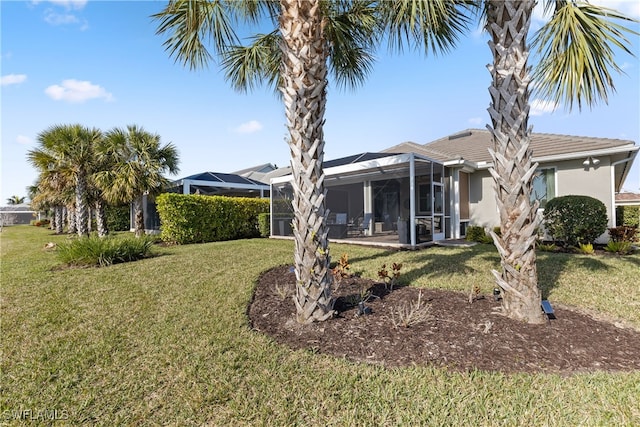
[2, 0, 639, 205]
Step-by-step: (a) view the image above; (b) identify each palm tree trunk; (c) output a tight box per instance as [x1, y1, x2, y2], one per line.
[66, 204, 76, 234]
[55, 206, 64, 234]
[486, 0, 546, 324]
[134, 195, 145, 237]
[280, 0, 334, 324]
[95, 199, 109, 237]
[75, 172, 89, 236]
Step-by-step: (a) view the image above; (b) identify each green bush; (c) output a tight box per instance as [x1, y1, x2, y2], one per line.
[258, 213, 270, 238]
[466, 226, 492, 243]
[543, 195, 608, 247]
[156, 193, 269, 244]
[105, 204, 130, 232]
[615, 205, 639, 228]
[57, 235, 155, 267]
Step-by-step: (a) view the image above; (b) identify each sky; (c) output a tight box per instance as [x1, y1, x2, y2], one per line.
[1, 0, 639, 206]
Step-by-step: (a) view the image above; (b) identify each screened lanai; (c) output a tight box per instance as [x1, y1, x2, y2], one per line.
[270, 152, 451, 248]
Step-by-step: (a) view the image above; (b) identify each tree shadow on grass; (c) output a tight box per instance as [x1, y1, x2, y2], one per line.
[537, 251, 614, 298]
[398, 244, 499, 285]
[369, 243, 620, 302]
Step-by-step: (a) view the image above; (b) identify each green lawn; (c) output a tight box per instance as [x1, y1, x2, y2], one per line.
[2, 225, 639, 425]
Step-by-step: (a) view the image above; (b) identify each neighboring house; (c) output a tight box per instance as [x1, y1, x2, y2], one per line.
[269, 129, 638, 247]
[0, 204, 39, 226]
[615, 191, 640, 207]
[139, 170, 271, 231]
[615, 191, 640, 229]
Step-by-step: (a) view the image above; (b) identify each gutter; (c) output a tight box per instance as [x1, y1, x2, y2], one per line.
[469, 145, 639, 170]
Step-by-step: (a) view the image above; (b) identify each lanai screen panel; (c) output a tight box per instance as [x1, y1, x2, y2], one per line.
[271, 182, 295, 236]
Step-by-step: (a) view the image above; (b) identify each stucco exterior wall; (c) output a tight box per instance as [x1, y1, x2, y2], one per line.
[467, 157, 616, 242]
[468, 169, 498, 229]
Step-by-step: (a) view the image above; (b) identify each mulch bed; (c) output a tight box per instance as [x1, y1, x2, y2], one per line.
[248, 265, 640, 374]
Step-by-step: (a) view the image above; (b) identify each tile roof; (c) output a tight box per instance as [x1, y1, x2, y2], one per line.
[383, 128, 637, 164]
[615, 192, 640, 203]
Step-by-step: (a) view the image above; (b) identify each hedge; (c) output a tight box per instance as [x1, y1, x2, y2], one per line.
[616, 205, 640, 229]
[156, 193, 270, 244]
[105, 204, 130, 232]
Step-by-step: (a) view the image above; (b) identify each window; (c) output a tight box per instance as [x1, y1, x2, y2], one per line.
[531, 168, 555, 208]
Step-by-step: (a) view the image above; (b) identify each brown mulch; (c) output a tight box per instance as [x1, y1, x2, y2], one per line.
[248, 265, 640, 374]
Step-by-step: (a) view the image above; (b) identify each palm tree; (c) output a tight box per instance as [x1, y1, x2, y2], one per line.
[383, 1, 635, 324]
[6, 195, 25, 205]
[154, 0, 380, 323]
[28, 124, 102, 237]
[28, 168, 75, 234]
[482, 1, 637, 323]
[95, 124, 179, 237]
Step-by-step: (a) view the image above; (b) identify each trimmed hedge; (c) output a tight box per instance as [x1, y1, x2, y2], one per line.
[105, 204, 130, 232]
[543, 195, 608, 247]
[258, 213, 270, 238]
[156, 193, 269, 244]
[616, 205, 639, 229]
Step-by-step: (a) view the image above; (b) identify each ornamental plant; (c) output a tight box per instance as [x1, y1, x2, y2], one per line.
[543, 195, 608, 248]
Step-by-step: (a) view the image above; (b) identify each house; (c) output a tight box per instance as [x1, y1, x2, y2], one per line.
[269, 129, 638, 247]
[0, 204, 40, 226]
[615, 191, 640, 228]
[616, 191, 640, 207]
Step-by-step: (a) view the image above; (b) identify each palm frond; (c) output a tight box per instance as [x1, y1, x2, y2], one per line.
[325, 0, 379, 90]
[153, 0, 241, 70]
[380, 0, 473, 56]
[532, 2, 638, 111]
[221, 30, 281, 93]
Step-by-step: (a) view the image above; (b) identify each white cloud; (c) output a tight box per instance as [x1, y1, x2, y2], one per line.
[44, 11, 79, 25]
[468, 117, 483, 126]
[235, 120, 263, 134]
[32, 0, 87, 10]
[45, 79, 114, 103]
[620, 61, 634, 71]
[16, 135, 32, 145]
[530, 99, 557, 116]
[1, 74, 27, 86]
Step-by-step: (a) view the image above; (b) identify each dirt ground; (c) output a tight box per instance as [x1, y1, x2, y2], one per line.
[248, 265, 640, 374]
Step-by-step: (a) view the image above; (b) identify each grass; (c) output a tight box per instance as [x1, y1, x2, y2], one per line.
[1, 225, 639, 425]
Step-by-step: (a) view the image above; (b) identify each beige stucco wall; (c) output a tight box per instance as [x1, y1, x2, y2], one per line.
[468, 169, 498, 228]
[468, 158, 615, 242]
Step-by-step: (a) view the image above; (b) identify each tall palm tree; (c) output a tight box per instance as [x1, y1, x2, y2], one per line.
[95, 125, 180, 237]
[482, 0, 637, 323]
[154, 0, 379, 323]
[28, 124, 102, 237]
[6, 195, 25, 205]
[383, 0, 635, 324]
